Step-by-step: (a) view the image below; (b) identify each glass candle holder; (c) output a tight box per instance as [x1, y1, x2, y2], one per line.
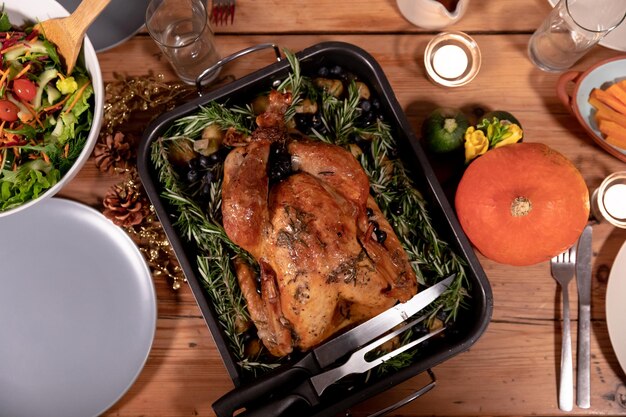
[424, 31, 481, 87]
[591, 171, 626, 228]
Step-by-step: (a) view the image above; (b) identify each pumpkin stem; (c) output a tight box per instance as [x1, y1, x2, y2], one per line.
[443, 118, 458, 133]
[511, 196, 532, 217]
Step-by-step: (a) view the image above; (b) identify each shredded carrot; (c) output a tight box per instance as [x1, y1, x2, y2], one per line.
[64, 80, 92, 114]
[0, 121, 5, 138]
[21, 101, 43, 128]
[41, 152, 49, 163]
[0, 70, 9, 90]
[42, 94, 71, 112]
[14, 63, 31, 80]
[63, 143, 69, 158]
[0, 42, 24, 54]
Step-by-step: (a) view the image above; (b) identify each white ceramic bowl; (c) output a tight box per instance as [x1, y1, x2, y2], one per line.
[556, 55, 626, 163]
[0, 0, 103, 217]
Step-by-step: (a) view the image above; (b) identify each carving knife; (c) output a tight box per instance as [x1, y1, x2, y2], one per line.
[212, 274, 455, 417]
[576, 224, 592, 409]
[237, 315, 446, 417]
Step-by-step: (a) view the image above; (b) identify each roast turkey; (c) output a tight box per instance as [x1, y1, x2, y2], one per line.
[221, 91, 418, 357]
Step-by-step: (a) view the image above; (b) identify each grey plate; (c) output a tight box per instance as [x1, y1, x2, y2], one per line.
[58, 0, 149, 52]
[0, 198, 156, 417]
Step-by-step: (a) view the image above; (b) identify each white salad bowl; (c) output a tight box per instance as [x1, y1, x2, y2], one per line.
[0, 0, 104, 217]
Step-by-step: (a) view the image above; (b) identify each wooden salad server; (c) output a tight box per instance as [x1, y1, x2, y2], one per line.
[35, 0, 111, 75]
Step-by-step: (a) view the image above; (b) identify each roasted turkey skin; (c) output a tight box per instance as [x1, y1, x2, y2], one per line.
[220, 91, 417, 357]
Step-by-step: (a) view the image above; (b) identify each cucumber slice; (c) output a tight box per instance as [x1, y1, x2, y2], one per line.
[33, 68, 59, 109]
[4, 40, 48, 62]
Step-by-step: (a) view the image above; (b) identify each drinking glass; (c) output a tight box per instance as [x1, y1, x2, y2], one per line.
[146, 0, 221, 85]
[528, 0, 626, 72]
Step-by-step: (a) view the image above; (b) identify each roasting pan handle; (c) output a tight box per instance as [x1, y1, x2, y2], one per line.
[365, 369, 437, 417]
[195, 43, 283, 93]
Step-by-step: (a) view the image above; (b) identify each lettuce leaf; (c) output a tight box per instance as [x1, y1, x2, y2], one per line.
[0, 10, 10, 32]
[0, 160, 60, 210]
[51, 77, 93, 145]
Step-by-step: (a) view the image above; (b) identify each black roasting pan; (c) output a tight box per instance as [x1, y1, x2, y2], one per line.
[137, 41, 493, 416]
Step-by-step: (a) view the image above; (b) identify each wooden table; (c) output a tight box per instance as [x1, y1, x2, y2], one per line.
[60, 0, 626, 415]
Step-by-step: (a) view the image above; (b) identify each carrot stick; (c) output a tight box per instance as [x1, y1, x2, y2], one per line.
[606, 83, 626, 108]
[590, 88, 626, 115]
[606, 135, 626, 149]
[599, 119, 626, 142]
[589, 96, 626, 126]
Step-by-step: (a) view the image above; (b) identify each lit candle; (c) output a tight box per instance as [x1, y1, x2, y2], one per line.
[432, 44, 468, 79]
[603, 183, 626, 220]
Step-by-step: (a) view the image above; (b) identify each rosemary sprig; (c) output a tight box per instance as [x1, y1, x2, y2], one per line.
[196, 254, 249, 360]
[277, 50, 317, 121]
[166, 101, 254, 139]
[151, 136, 257, 366]
[365, 123, 469, 321]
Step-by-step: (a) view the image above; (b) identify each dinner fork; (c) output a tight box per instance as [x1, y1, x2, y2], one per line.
[550, 245, 576, 412]
[211, 0, 236, 25]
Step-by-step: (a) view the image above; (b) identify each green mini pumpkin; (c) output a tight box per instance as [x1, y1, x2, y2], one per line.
[422, 107, 469, 154]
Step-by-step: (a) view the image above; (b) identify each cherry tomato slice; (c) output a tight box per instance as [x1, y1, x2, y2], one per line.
[0, 100, 20, 122]
[13, 78, 37, 102]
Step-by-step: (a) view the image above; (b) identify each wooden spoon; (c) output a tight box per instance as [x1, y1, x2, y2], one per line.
[35, 0, 111, 75]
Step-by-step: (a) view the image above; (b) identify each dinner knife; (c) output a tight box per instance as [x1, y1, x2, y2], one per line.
[238, 315, 445, 417]
[212, 274, 455, 417]
[576, 224, 592, 409]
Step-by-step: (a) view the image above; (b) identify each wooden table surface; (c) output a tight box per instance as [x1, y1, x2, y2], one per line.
[60, 0, 626, 416]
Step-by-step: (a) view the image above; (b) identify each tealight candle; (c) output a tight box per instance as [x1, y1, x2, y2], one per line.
[603, 183, 626, 220]
[591, 171, 626, 229]
[424, 31, 481, 88]
[432, 44, 468, 79]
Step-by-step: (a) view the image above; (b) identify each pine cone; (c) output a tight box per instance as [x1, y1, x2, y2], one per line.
[94, 132, 134, 173]
[103, 182, 150, 228]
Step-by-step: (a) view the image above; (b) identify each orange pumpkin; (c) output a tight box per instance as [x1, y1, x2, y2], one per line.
[455, 142, 590, 266]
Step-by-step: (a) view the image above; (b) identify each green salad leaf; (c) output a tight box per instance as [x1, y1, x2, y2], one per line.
[0, 160, 60, 211]
[0, 9, 10, 32]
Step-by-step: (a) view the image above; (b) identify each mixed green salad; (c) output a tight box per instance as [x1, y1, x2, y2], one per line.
[0, 10, 94, 212]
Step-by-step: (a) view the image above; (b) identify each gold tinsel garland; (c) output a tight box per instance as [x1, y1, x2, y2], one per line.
[97, 73, 195, 290]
